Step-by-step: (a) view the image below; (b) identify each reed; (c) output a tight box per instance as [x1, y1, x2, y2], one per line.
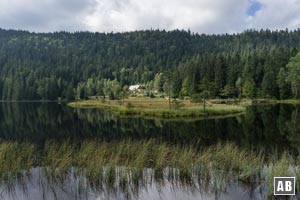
[0, 141, 35, 179]
[0, 139, 299, 197]
[266, 151, 294, 196]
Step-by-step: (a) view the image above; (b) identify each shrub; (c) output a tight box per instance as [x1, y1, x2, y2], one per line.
[149, 92, 155, 98]
[126, 102, 134, 108]
[190, 93, 203, 103]
[172, 99, 184, 110]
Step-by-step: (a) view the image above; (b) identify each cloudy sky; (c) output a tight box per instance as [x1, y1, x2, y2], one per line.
[0, 0, 299, 34]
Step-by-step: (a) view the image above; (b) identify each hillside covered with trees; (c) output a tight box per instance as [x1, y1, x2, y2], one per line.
[0, 28, 300, 101]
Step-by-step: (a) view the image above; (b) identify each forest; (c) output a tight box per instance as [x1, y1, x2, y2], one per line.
[0, 28, 300, 101]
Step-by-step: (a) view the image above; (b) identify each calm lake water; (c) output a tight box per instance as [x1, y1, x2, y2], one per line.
[0, 102, 299, 199]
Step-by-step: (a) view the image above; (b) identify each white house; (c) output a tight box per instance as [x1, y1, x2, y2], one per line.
[128, 85, 141, 92]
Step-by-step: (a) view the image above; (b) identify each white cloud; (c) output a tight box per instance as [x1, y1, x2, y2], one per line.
[247, 0, 300, 30]
[84, 0, 249, 33]
[0, 0, 96, 32]
[0, 0, 300, 33]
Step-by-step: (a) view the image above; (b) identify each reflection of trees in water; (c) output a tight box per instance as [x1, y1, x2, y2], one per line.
[238, 104, 300, 152]
[0, 103, 242, 145]
[0, 103, 76, 143]
[286, 106, 300, 149]
[0, 103, 300, 149]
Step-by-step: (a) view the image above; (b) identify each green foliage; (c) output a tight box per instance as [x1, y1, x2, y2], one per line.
[287, 52, 300, 98]
[171, 99, 184, 110]
[198, 78, 218, 98]
[65, 84, 75, 101]
[190, 93, 203, 103]
[0, 28, 299, 100]
[149, 92, 155, 98]
[277, 68, 291, 99]
[125, 102, 134, 108]
[153, 73, 163, 93]
[243, 79, 255, 98]
[220, 84, 236, 98]
[235, 77, 243, 98]
[261, 71, 278, 98]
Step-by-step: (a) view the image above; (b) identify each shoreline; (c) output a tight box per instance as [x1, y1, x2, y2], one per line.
[68, 98, 246, 118]
[0, 100, 67, 103]
[68, 97, 300, 118]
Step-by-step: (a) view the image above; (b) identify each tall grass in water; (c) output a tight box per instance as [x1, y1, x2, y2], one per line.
[199, 143, 264, 179]
[0, 142, 35, 180]
[0, 139, 300, 197]
[42, 141, 75, 177]
[265, 151, 295, 196]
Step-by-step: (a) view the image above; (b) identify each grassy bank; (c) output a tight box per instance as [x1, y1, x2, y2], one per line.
[201, 98, 300, 105]
[0, 139, 299, 197]
[68, 97, 246, 118]
[273, 99, 300, 104]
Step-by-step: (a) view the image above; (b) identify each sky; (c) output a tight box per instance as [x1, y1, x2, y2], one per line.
[0, 0, 299, 34]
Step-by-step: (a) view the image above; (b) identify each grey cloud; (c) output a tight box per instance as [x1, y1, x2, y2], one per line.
[0, 0, 97, 32]
[0, 0, 300, 33]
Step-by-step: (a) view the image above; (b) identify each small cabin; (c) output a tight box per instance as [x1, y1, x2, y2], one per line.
[128, 85, 141, 92]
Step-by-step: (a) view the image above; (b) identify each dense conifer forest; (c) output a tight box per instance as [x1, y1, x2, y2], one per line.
[1, 28, 300, 100]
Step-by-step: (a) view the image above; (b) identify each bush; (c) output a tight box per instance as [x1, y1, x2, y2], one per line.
[126, 102, 134, 108]
[190, 93, 203, 103]
[149, 92, 155, 98]
[172, 99, 184, 110]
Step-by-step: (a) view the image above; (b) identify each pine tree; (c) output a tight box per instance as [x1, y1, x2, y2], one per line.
[287, 52, 300, 98]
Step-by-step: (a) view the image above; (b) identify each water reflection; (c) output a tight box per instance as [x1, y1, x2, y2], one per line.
[0, 102, 300, 199]
[0, 102, 299, 150]
[0, 167, 268, 200]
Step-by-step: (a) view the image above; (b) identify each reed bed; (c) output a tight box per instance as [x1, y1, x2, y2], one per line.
[0, 142, 35, 179]
[0, 139, 298, 196]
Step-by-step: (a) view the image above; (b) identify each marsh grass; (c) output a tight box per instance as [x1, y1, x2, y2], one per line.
[199, 143, 264, 178]
[0, 139, 299, 197]
[0, 142, 35, 179]
[265, 151, 295, 196]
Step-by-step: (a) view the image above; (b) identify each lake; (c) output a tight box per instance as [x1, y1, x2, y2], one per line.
[0, 102, 299, 199]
